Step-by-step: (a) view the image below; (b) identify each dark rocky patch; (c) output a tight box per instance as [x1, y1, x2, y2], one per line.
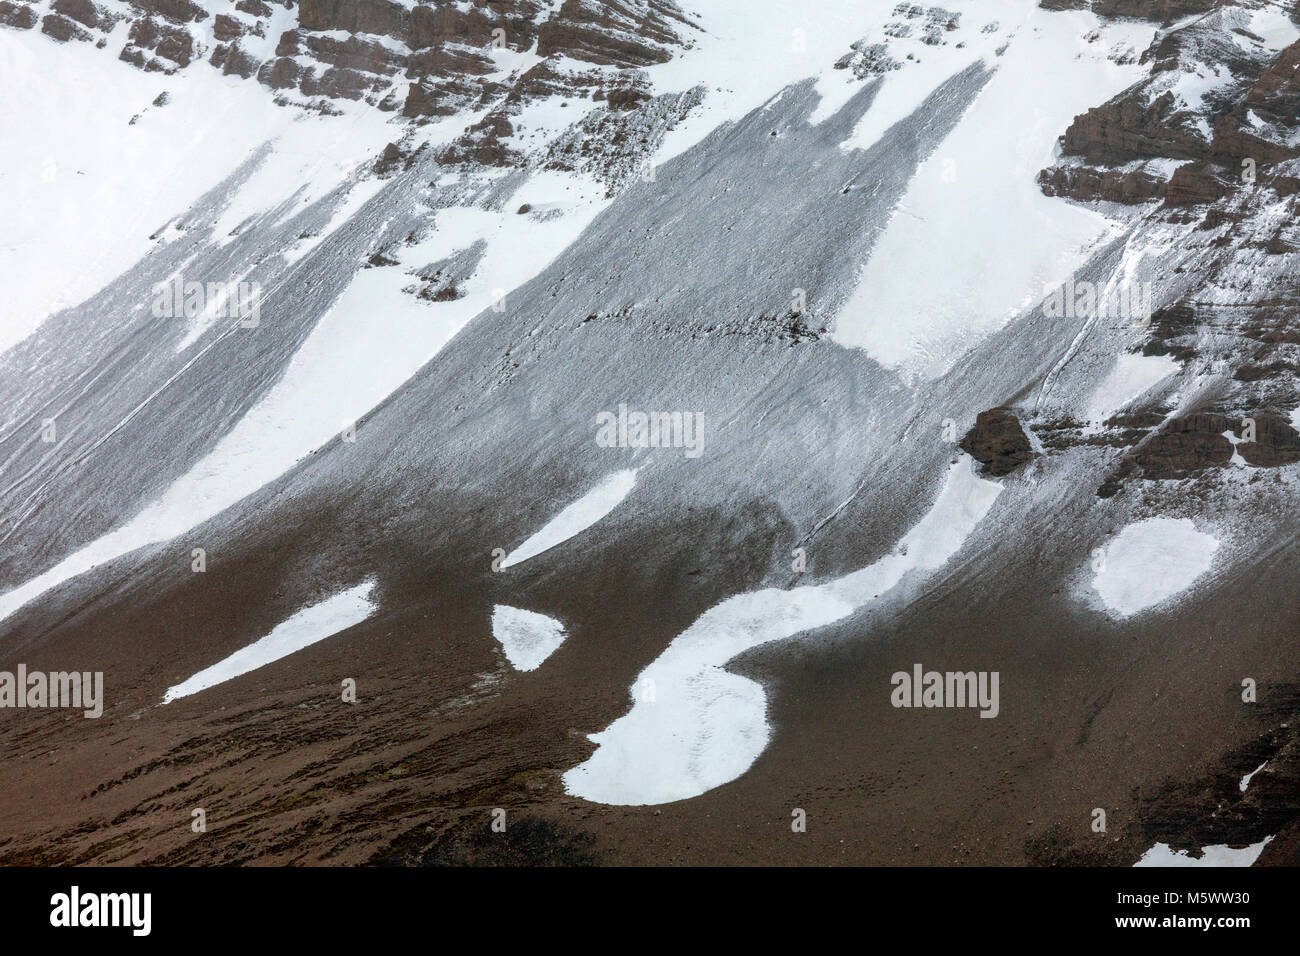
[1028, 683, 1300, 866]
[51, 0, 117, 31]
[1133, 684, 1300, 862]
[304, 32, 404, 77]
[40, 12, 92, 41]
[300, 65, 372, 100]
[373, 141, 405, 175]
[378, 815, 599, 867]
[0, 0, 36, 28]
[212, 12, 244, 41]
[129, 0, 208, 24]
[1234, 358, 1300, 381]
[536, 0, 690, 67]
[1044, 0, 1228, 24]
[218, 41, 261, 78]
[1164, 162, 1231, 206]
[1132, 413, 1234, 477]
[1237, 412, 1300, 467]
[1061, 90, 1208, 168]
[1038, 162, 1166, 204]
[960, 408, 1034, 477]
[297, 0, 408, 39]
[258, 56, 300, 90]
[437, 111, 522, 167]
[835, 39, 901, 79]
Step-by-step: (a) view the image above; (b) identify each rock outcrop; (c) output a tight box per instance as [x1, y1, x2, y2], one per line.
[960, 409, 1035, 477]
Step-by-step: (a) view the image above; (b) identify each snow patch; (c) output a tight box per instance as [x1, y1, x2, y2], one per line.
[491, 605, 567, 671]
[563, 457, 1002, 806]
[1085, 353, 1179, 425]
[1240, 761, 1267, 794]
[1246, 6, 1300, 52]
[832, 9, 1153, 380]
[0, 30, 403, 355]
[162, 579, 377, 702]
[1135, 837, 1273, 868]
[645, 0, 922, 166]
[501, 469, 637, 569]
[1091, 518, 1218, 617]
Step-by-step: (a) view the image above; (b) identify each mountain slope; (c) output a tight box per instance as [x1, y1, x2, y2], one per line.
[0, 0, 1297, 865]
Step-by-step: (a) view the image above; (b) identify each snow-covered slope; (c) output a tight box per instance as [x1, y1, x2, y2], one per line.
[0, 0, 1297, 867]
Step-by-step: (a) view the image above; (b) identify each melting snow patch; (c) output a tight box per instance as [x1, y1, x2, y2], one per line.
[491, 605, 567, 671]
[563, 457, 1001, 806]
[1240, 761, 1267, 794]
[501, 469, 637, 569]
[162, 579, 377, 702]
[1135, 837, 1272, 867]
[832, 8, 1153, 379]
[1084, 353, 1179, 426]
[1091, 518, 1218, 617]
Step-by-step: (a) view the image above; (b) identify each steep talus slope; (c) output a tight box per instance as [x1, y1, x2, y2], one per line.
[0, 1, 1297, 864]
[0, 61, 1002, 862]
[0, 0, 704, 592]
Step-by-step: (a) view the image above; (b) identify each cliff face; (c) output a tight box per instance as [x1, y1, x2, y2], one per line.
[5, 0, 696, 115]
[1029, 1, 1300, 506]
[1041, 3, 1300, 205]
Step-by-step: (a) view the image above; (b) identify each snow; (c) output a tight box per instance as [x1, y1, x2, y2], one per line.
[162, 579, 377, 702]
[563, 457, 1002, 806]
[645, 0, 922, 165]
[1290, 406, 1300, 431]
[1225, 430, 1248, 467]
[826, 1, 1014, 150]
[491, 605, 567, 671]
[1135, 837, 1273, 867]
[275, 178, 388, 268]
[0, 26, 404, 356]
[1084, 353, 1179, 425]
[0, 166, 609, 627]
[1091, 518, 1219, 618]
[831, 8, 1153, 380]
[1158, 62, 1227, 115]
[501, 469, 637, 569]
[1245, 5, 1300, 52]
[1240, 761, 1267, 794]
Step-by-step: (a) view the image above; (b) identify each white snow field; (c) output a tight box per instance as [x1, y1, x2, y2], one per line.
[1135, 837, 1273, 867]
[491, 605, 567, 671]
[0, 24, 402, 356]
[832, 6, 1154, 380]
[1091, 517, 1219, 617]
[645, 0, 915, 165]
[162, 578, 377, 702]
[1084, 353, 1180, 426]
[501, 469, 638, 569]
[564, 457, 1002, 806]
